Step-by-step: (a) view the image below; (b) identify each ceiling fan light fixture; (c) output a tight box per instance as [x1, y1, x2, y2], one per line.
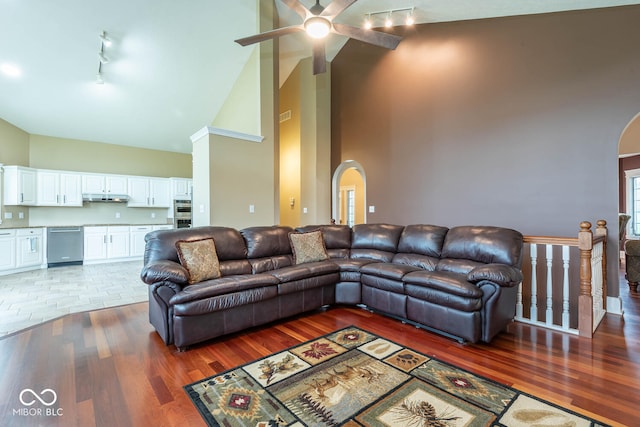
[304, 16, 331, 39]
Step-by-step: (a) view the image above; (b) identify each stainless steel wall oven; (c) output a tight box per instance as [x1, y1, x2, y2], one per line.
[174, 199, 192, 228]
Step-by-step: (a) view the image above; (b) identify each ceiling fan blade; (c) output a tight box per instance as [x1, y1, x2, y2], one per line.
[235, 25, 304, 46]
[281, 0, 310, 20]
[312, 41, 327, 74]
[320, 0, 357, 18]
[332, 23, 403, 50]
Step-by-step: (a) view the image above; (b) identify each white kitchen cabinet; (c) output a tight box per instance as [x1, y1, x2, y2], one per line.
[170, 178, 193, 199]
[37, 170, 82, 206]
[3, 166, 37, 206]
[127, 177, 171, 208]
[82, 173, 128, 196]
[152, 225, 173, 231]
[0, 229, 17, 271]
[84, 226, 131, 263]
[16, 228, 43, 268]
[130, 225, 152, 257]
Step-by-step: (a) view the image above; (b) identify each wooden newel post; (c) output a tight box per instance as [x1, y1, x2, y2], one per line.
[596, 219, 608, 310]
[578, 221, 593, 338]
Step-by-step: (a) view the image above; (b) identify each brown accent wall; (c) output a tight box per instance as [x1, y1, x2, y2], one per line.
[332, 6, 640, 295]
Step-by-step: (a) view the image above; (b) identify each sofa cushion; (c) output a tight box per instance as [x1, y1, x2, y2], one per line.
[397, 224, 449, 257]
[360, 262, 421, 281]
[144, 226, 247, 265]
[441, 226, 523, 267]
[296, 224, 352, 250]
[269, 261, 339, 282]
[289, 231, 329, 264]
[392, 253, 439, 271]
[175, 238, 221, 284]
[169, 273, 280, 306]
[351, 224, 404, 252]
[248, 255, 293, 274]
[241, 226, 293, 258]
[403, 270, 483, 299]
[467, 263, 523, 287]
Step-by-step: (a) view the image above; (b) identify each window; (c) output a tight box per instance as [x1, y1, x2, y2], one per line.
[625, 168, 640, 235]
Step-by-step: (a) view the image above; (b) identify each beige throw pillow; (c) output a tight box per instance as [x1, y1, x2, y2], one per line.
[289, 231, 329, 264]
[176, 238, 221, 284]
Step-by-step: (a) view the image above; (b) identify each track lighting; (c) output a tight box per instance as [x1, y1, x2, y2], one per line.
[363, 7, 416, 29]
[95, 30, 113, 84]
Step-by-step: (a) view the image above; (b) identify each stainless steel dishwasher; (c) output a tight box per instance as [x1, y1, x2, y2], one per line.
[47, 227, 84, 267]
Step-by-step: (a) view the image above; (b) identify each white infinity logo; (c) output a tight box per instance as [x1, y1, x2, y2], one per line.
[19, 389, 57, 406]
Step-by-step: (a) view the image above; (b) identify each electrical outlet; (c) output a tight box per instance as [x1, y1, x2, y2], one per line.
[151, 212, 156, 219]
[303, 207, 308, 214]
[4, 212, 12, 219]
[249, 204, 255, 214]
[18, 212, 24, 219]
[369, 206, 375, 213]
[115, 212, 121, 219]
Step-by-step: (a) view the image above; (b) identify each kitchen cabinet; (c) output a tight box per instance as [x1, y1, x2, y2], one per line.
[16, 228, 43, 268]
[0, 229, 17, 271]
[82, 174, 128, 196]
[170, 178, 192, 199]
[152, 225, 173, 231]
[130, 225, 152, 257]
[37, 170, 82, 206]
[3, 166, 37, 206]
[84, 226, 130, 262]
[127, 177, 171, 208]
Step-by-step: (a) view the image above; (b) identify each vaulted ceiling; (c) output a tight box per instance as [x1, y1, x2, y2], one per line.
[1, 0, 638, 154]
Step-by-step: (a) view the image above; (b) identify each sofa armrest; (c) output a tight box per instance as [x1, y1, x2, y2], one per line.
[140, 260, 189, 285]
[467, 264, 523, 287]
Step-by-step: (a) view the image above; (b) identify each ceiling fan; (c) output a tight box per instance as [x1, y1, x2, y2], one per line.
[235, 0, 403, 75]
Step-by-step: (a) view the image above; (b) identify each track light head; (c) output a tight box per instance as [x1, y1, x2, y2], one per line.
[99, 31, 112, 47]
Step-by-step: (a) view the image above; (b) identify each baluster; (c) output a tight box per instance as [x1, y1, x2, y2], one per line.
[530, 244, 538, 322]
[562, 245, 570, 330]
[546, 244, 553, 326]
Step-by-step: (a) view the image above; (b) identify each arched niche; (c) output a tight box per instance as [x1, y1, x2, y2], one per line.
[332, 160, 366, 225]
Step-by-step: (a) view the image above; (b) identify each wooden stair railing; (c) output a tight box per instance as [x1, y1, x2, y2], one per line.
[518, 220, 607, 338]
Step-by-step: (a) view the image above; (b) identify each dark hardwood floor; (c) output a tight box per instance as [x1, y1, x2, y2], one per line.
[1, 277, 638, 426]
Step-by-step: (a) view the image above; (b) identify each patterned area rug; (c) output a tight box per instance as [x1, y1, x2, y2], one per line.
[184, 326, 608, 427]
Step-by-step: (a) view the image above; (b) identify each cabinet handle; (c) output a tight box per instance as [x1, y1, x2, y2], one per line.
[152, 197, 155, 205]
[57, 194, 60, 204]
[110, 235, 113, 243]
[20, 193, 24, 203]
[104, 235, 107, 244]
[63, 195, 67, 203]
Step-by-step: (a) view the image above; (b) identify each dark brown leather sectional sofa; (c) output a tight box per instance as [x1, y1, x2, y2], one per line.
[141, 223, 524, 350]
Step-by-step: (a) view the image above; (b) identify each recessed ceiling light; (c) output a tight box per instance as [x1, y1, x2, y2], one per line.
[0, 63, 21, 78]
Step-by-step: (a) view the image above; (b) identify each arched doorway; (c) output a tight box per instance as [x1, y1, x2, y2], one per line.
[619, 112, 640, 242]
[332, 160, 366, 225]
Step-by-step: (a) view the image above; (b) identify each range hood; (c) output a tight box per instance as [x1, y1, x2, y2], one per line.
[82, 193, 130, 203]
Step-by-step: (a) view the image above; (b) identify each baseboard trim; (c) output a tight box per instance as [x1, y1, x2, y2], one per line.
[607, 296, 624, 316]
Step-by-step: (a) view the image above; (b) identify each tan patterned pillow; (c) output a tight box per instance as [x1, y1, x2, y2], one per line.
[289, 231, 329, 264]
[175, 238, 221, 284]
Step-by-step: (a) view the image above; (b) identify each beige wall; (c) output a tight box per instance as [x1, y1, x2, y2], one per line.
[28, 134, 191, 177]
[278, 58, 332, 228]
[279, 65, 302, 227]
[0, 119, 30, 166]
[212, 47, 261, 137]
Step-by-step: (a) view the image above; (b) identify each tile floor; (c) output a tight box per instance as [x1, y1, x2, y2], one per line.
[0, 261, 147, 337]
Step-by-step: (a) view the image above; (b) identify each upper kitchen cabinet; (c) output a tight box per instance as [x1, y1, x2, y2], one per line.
[82, 173, 128, 196]
[127, 177, 171, 208]
[3, 166, 37, 206]
[36, 170, 82, 206]
[170, 178, 193, 200]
